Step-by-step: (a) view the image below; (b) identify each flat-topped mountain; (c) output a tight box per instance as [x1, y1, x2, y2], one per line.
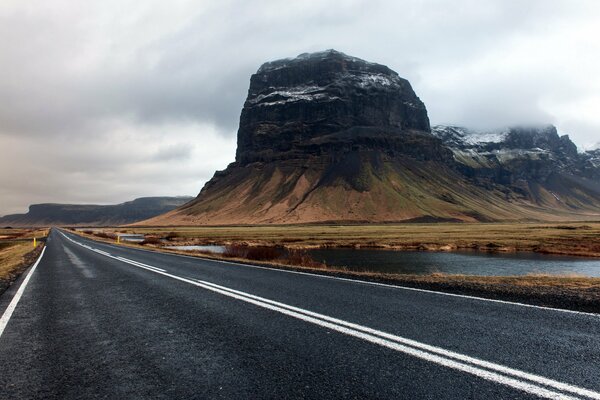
[236, 49, 431, 164]
[141, 50, 600, 225]
[0, 196, 193, 227]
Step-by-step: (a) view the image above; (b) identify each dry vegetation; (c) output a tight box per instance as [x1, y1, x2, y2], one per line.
[74, 229, 325, 268]
[0, 229, 48, 294]
[105, 222, 600, 257]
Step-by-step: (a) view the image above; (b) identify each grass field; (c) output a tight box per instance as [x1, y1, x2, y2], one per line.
[0, 229, 48, 288]
[97, 222, 600, 257]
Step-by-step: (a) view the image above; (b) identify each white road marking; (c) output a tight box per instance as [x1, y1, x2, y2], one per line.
[62, 230, 599, 318]
[194, 278, 600, 400]
[114, 256, 166, 272]
[61, 232, 600, 400]
[0, 247, 46, 339]
[60, 232, 166, 272]
[197, 257, 600, 317]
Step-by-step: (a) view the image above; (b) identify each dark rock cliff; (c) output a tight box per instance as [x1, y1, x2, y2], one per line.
[235, 49, 432, 165]
[431, 125, 598, 181]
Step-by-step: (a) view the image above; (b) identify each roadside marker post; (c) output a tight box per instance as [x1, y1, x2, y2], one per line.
[117, 235, 120, 244]
[33, 237, 36, 247]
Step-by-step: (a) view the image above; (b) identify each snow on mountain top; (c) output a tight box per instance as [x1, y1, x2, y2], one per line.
[431, 125, 508, 146]
[355, 73, 395, 88]
[257, 49, 384, 74]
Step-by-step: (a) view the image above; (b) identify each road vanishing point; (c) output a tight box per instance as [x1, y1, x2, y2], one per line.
[1, 229, 599, 399]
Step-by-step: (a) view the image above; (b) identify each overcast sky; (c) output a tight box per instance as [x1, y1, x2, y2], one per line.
[1, 0, 599, 215]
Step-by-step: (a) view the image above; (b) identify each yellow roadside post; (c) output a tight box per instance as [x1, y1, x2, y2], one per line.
[33, 237, 37, 247]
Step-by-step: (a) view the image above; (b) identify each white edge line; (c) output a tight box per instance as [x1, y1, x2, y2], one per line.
[59, 232, 600, 400]
[0, 246, 47, 338]
[114, 256, 166, 272]
[61, 230, 599, 318]
[193, 278, 600, 400]
[61, 232, 167, 273]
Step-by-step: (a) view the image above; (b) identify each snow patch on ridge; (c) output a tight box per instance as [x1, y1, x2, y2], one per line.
[249, 71, 398, 107]
[249, 85, 339, 106]
[355, 73, 395, 88]
[432, 125, 508, 146]
[257, 49, 378, 73]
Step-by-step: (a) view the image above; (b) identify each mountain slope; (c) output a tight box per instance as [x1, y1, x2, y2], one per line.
[0, 196, 193, 227]
[141, 50, 600, 225]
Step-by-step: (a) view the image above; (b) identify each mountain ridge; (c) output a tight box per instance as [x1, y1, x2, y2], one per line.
[0, 196, 193, 227]
[139, 50, 600, 226]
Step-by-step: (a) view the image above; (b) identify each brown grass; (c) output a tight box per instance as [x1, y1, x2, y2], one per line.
[94, 231, 117, 239]
[165, 232, 180, 241]
[140, 237, 162, 246]
[221, 244, 324, 267]
[100, 222, 600, 257]
[0, 228, 47, 293]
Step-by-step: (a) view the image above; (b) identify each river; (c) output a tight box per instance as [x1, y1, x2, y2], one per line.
[165, 245, 600, 276]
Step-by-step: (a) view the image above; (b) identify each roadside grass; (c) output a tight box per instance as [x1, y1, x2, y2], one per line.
[140, 237, 162, 245]
[0, 229, 47, 293]
[88, 222, 600, 257]
[0, 242, 33, 281]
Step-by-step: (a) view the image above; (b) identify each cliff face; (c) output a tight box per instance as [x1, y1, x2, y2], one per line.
[0, 197, 193, 227]
[430, 125, 600, 212]
[141, 51, 600, 226]
[431, 125, 583, 181]
[236, 50, 431, 165]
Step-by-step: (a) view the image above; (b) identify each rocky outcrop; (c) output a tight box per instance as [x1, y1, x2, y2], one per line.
[431, 124, 600, 210]
[0, 196, 193, 227]
[582, 149, 600, 180]
[431, 125, 582, 180]
[236, 49, 431, 165]
[141, 51, 600, 226]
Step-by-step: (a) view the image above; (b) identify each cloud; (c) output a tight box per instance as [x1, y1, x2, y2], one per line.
[1, 0, 599, 214]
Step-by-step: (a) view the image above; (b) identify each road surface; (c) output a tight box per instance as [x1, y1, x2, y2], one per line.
[1, 228, 599, 399]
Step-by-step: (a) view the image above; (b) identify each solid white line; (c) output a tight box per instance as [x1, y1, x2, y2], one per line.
[114, 256, 166, 272]
[190, 256, 600, 317]
[194, 278, 600, 400]
[60, 233, 168, 273]
[62, 232, 600, 400]
[0, 247, 46, 339]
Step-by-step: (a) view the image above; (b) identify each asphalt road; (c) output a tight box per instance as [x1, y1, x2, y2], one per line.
[1, 228, 599, 399]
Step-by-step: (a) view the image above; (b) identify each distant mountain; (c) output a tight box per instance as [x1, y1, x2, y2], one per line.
[140, 50, 600, 225]
[430, 124, 600, 212]
[0, 197, 193, 227]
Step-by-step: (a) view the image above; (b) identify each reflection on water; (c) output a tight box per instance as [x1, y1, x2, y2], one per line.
[307, 248, 600, 277]
[166, 245, 226, 253]
[119, 234, 145, 243]
[161, 244, 600, 277]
